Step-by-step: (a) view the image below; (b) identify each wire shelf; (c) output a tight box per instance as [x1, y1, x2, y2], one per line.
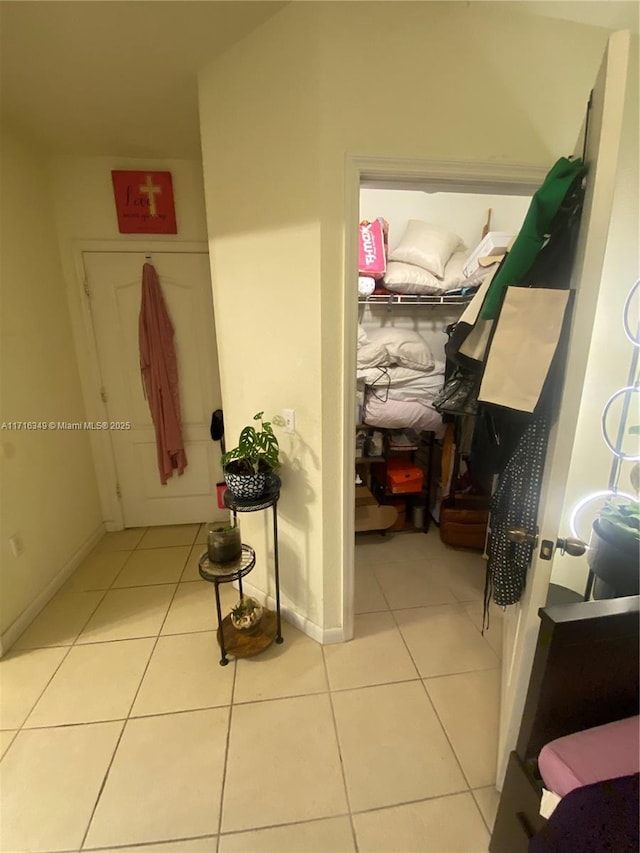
[358, 291, 475, 307]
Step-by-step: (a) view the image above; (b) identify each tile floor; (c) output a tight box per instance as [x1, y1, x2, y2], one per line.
[0, 523, 503, 853]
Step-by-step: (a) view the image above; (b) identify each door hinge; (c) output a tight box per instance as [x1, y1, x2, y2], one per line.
[83, 277, 90, 297]
[100, 387, 107, 403]
[116, 483, 122, 500]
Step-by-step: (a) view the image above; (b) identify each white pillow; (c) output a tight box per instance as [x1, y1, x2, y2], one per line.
[357, 324, 369, 346]
[439, 250, 470, 292]
[384, 261, 440, 294]
[385, 252, 492, 295]
[389, 220, 462, 278]
[357, 340, 389, 369]
[366, 327, 434, 373]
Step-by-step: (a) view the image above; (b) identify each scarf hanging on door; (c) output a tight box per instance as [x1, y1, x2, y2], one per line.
[139, 262, 188, 484]
[483, 415, 550, 625]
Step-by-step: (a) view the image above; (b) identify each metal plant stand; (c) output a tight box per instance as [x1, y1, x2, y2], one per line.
[198, 474, 283, 666]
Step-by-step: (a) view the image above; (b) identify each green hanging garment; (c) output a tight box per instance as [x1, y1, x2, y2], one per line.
[480, 157, 586, 320]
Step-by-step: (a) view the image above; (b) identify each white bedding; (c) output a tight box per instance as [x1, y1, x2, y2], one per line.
[357, 363, 445, 403]
[364, 392, 444, 437]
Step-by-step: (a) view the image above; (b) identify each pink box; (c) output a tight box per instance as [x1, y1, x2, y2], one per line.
[359, 219, 387, 279]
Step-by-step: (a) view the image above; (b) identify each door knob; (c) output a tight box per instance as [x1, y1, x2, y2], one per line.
[507, 527, 538, 547]
[556, 536, 587, 557]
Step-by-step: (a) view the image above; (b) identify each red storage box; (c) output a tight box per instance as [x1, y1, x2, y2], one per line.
[385, 458, 424, 494]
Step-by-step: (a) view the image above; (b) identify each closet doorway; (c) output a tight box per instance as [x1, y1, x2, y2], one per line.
[345, 159, 544, 631]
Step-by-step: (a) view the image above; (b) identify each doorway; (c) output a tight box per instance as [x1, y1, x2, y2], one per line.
[342, 158, 547, 645]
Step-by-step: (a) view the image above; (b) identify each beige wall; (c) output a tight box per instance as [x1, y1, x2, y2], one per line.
[0, 128, 103, 640]
[49, 156, 208, 243]
[199, 6, 324, 628]
[198, 1, 623, 636]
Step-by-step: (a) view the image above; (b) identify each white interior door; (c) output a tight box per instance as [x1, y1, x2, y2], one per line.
[497, 30, 630, 785]
[84, 251, 226, 527]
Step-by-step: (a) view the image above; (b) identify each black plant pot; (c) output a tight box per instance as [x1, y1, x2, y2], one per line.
[587, 518, 640, 600]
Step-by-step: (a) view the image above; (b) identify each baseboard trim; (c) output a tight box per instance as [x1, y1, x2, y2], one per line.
[0, 523, 106, 656]
[239, 580, 347, 645]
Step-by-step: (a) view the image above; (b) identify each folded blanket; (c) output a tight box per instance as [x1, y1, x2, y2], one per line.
[364, 393, 444, 437]
[358, 364, 445, 403]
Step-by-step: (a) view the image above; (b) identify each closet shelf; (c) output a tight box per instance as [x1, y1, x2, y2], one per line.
[358, 292, 474, 307]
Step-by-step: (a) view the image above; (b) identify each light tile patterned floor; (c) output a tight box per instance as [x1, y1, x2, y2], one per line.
[0, 524, 501, 853]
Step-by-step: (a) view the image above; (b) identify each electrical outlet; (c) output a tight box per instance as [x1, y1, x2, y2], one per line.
[282, 409, 295, 434]
[9, 534, 23, 558]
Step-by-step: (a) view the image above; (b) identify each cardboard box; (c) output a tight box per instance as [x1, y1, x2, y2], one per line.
[355, 503, 398, 532]
[385, 458, 424, 494]
[379, 496, 407, 531]
[355, 486, 377, 507]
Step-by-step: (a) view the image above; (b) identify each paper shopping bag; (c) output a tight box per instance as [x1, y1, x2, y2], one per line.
[478, 287, 571, 413]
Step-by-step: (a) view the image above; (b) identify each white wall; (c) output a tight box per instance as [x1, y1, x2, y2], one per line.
[0, 128, 103, 644]
[360, 189, 531, 255]
[198, 1, 623, 637]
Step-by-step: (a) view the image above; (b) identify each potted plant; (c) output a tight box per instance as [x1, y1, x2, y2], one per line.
[221, 412, 280, 500]
[207, 520, 242, 564]
[589, 496, 640, 599]
[230, 596, 263, 631]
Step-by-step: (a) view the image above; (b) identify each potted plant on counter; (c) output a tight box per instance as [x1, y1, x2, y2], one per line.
[588, 496, 640, 599]
[221, 412, 280, 500]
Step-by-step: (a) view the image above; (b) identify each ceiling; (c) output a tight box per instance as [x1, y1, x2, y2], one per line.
[0, 1, 637, 160]
[0, 1, 287, 158]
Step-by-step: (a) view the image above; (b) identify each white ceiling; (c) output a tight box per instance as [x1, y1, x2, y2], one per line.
[1, 1, 637, 159]
[0, 1, 287, 158]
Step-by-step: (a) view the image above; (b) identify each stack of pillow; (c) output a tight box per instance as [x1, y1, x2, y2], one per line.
[383, 220, 491, 295]
[357, 325, 445, 435]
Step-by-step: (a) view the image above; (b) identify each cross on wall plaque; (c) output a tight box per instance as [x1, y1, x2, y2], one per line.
[111, 170, 177, 234]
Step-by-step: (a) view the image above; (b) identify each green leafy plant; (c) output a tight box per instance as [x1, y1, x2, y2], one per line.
[597, 424, 640, 542]
[231, 599, 259, 620]
[221, 412, 280, 475]
[598, 498, 640, 541]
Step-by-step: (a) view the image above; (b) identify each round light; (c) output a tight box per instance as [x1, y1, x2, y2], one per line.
[623, 279, 640, 346]
[569, 489, 637, 542]
[601, 386, 640, 461]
